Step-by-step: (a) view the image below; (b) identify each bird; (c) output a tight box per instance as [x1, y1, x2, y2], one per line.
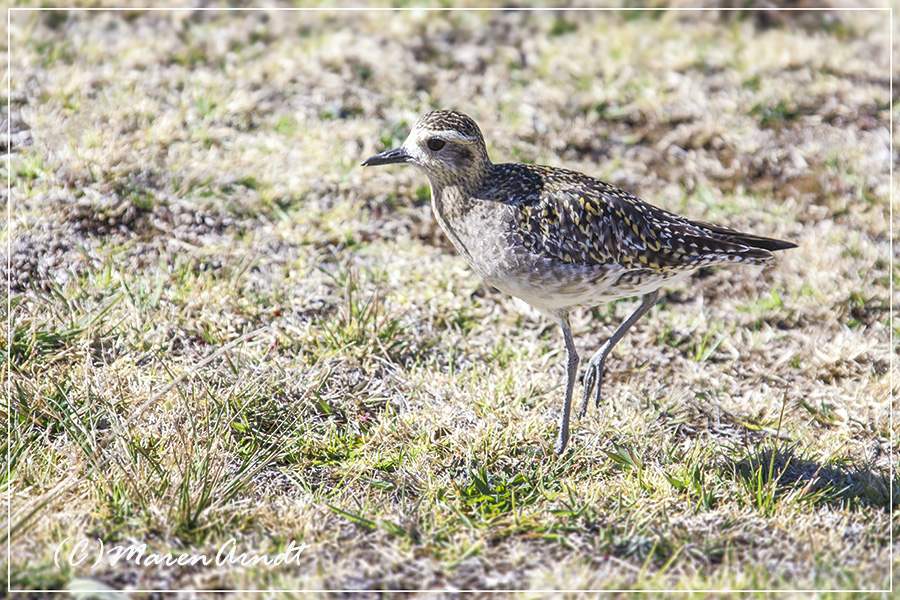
[362, 110, 796, 454]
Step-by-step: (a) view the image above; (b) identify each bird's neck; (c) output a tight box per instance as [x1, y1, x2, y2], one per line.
[430, 155, 493, 198]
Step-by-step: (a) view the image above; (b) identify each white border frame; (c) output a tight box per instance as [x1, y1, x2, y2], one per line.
[5, 5, 893, 595]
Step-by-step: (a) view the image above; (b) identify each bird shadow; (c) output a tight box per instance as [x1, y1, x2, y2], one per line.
[722, 442, 896, 513]
[655, 404, 895, 513]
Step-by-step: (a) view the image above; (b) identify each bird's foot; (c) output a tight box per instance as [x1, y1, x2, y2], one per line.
[578, 354, 606, 419]
[554, 433, 568, 455]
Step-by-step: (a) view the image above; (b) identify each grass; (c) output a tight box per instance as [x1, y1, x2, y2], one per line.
[4, 5, 895, 596]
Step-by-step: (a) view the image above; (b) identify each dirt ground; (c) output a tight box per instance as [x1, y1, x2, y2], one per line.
[3, 4, 897, 597]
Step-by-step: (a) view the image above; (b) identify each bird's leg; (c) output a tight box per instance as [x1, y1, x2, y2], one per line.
[579, 290, 659, 419]
[554, 312, 580, 455]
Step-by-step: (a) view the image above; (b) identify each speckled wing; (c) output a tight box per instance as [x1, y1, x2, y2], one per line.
[501, 164, 793, 270]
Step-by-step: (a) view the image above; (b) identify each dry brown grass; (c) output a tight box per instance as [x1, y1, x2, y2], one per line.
[3, 4, 896, 597]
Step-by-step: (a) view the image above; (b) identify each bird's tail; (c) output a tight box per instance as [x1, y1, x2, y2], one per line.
[692, 221, 797, 266]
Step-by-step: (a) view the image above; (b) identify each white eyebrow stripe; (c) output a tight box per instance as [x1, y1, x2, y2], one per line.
[415, 129, 471, 144]
[437, 131, 470, 142]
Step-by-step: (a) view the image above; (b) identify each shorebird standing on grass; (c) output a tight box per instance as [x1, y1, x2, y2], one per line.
[362, 110, 796, 454]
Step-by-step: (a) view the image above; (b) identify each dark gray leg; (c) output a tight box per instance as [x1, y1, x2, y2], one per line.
[554, 312, 580, 455]
[579, 290, 659, 419]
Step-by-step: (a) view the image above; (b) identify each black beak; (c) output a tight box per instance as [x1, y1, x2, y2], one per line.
[361, 147, 410, 167]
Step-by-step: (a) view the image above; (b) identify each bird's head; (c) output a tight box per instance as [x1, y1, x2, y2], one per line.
[362, 110, 492, 190]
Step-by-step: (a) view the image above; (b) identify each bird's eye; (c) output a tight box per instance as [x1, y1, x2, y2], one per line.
[426, 138, 446, 151]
